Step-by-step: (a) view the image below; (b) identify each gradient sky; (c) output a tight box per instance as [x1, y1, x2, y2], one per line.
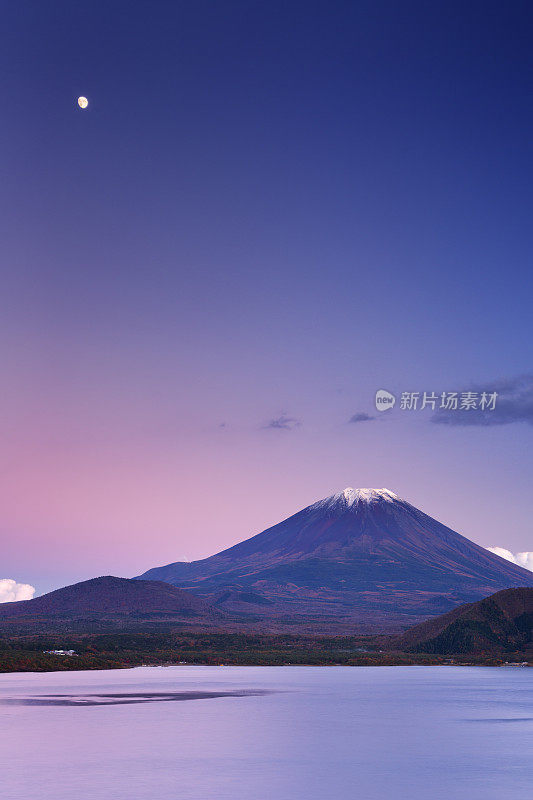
[2, 1, 532, 595]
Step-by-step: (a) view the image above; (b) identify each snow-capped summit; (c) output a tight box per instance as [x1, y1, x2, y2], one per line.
[313, 486, 402, 513]
[341, 487, 399, 505]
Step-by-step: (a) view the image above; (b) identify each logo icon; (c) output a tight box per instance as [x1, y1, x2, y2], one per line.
[375, 389, 396, 411]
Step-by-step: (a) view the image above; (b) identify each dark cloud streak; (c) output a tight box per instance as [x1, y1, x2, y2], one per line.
[431, 374, 533, 427]
[348, 412, 375, 424]
[263, 414, 301, 431]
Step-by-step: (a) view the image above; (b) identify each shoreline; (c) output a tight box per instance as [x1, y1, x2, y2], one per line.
[2, 656, 530, 675]
[2, 628, 530, 674]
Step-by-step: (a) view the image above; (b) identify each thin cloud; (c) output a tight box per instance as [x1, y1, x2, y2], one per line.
[486, 547, 533, 572]
[348, 412, 375, 424]
[432, 374, 533, 427]
[0, 579, 35, 603]
[263, 414, 301, 431]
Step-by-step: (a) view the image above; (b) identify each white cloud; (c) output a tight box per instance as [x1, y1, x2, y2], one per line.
[0, 578, 36, 603]
[486, 547, 533, 572]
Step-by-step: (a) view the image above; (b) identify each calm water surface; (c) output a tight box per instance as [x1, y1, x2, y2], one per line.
[1, 665, 532, 799]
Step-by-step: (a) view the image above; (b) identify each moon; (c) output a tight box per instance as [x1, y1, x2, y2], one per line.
[77, 96, 89, 109]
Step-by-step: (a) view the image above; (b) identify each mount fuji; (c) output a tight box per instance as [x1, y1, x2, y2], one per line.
[138, 488, 533, 632]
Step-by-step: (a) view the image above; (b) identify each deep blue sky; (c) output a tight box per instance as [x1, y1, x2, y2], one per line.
[2, 1, 532, 593]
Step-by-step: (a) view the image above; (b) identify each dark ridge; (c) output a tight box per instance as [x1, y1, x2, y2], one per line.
[395, 588, 533, 654]
[0, 576, 218, 620]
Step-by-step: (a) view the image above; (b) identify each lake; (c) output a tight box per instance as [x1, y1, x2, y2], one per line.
[1, 665, 532, 799]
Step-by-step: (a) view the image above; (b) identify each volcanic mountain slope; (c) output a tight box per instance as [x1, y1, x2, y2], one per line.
[395, 588, 533, 654]
[138, 488, 533, 632]
[0, 576, 220, 630]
